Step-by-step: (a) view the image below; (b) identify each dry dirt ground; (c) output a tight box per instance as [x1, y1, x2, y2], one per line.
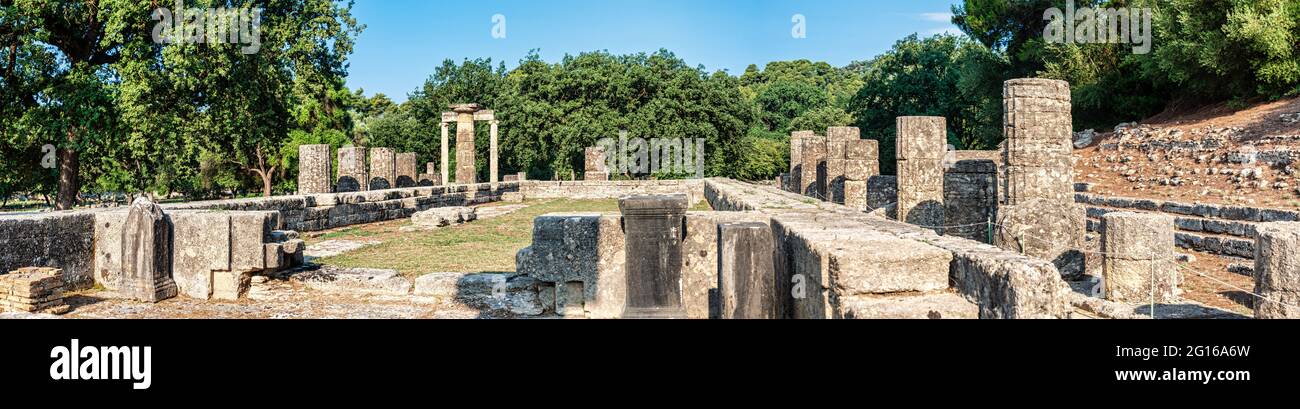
[1075, 97, 1300, 208]
[1071, 98, 1300, 317]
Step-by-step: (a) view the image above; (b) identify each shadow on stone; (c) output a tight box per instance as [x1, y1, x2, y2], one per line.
[337, 176, 363, 193]
[396, 176, 416, 188]
[904, 200, 945, 232]
[368, 177, 391, 191]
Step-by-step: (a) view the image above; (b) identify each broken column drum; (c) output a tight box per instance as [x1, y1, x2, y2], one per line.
[619, 195, 690, 319]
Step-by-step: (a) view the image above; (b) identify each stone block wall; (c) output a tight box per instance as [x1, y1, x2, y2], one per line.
[0, 212, 97, 290]
[944, 159, 999, 243]
[1, 182, 519, 298]
[1074, 192, 1290, 259]
[167, 182, 519, 232]
[519, 180, 705, 205]
[703, 178, 1072, 319]
[515, 211, 769, 319]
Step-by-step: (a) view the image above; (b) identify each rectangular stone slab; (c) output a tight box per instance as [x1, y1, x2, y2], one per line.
[171, 212, 231, 299]
[826, 234, 952, 295]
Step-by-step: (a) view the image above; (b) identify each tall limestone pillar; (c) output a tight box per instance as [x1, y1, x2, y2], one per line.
[454, 105, 478, 185]
[490, 120, 499, 188]
[440, 122, 450, 187]
[896, 117, 946, 232]
[337, 147, 367, 192]
[297, 144, 332, 194]
[995, 78, 1086, 279]
[395, 152, 418, 188]
[369, 147, 396, 190]
[789, 131, 814, 193]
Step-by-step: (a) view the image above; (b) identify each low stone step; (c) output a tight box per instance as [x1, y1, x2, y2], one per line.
[839, 292, 978, 319]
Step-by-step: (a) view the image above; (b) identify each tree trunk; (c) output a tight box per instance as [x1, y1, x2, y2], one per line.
[260, 172, 273, 197]
[56, 148, 79, 210]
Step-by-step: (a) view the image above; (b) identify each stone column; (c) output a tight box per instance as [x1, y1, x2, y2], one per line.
[420, 163, 440, 186]
[799, 136, 826, 199]
[297, 144, 332, 194]
[395, 152, 418, 188]
[619, 195, 690, 319]
[843, 139, 880, 212]
[337, 147, 368, 192]
[585, 146, 609, 181]
[440, 122, 450, 187]
[454, 106, 478, 185]
[718, 222, 776, 319]
[995, 78, 1085, 279]
[1003, 78, 1074, 206]
[1102, 212, 1180, 303]
[896, 116, 946, 231]
[490, 120, 499, 188]
[789, 131, 814, 193]
[824, 127, 859, 204]
[1254, 222, 1300, 318]
[369, 147, 396, 190]
[119, 198, 177, 303]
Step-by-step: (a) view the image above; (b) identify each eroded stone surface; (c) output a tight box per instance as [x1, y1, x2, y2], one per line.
[290, 266, 412, 296]
[406, 206, 477, 230]
[1101, 212, 1180, 303]
[1254, 222, 1300, 318]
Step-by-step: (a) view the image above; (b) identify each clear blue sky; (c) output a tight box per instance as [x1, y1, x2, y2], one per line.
[346, 0, 965, 103]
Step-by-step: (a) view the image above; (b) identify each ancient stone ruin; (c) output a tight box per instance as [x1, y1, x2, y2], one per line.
[896, 116, 946, 231]
[396, 152, 419, 188]
[586, 147, 609, 181]
[370, 147, 397, 190]
[441, 104, 501, 186]
[4, 78, 1297, 320]
[298, 144, 333, 194]
[0, 267, 70, 314]
[337, 147, 368, 193]
[117, 198, 178, 303]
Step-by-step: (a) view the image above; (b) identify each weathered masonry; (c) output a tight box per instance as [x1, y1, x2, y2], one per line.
[514, 178, 1073, 319]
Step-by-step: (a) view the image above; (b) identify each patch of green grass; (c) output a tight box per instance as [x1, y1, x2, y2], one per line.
[316, 199, 622, 277]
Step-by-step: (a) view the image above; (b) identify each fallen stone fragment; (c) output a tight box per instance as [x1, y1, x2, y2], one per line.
[402, 206, 477, 231]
